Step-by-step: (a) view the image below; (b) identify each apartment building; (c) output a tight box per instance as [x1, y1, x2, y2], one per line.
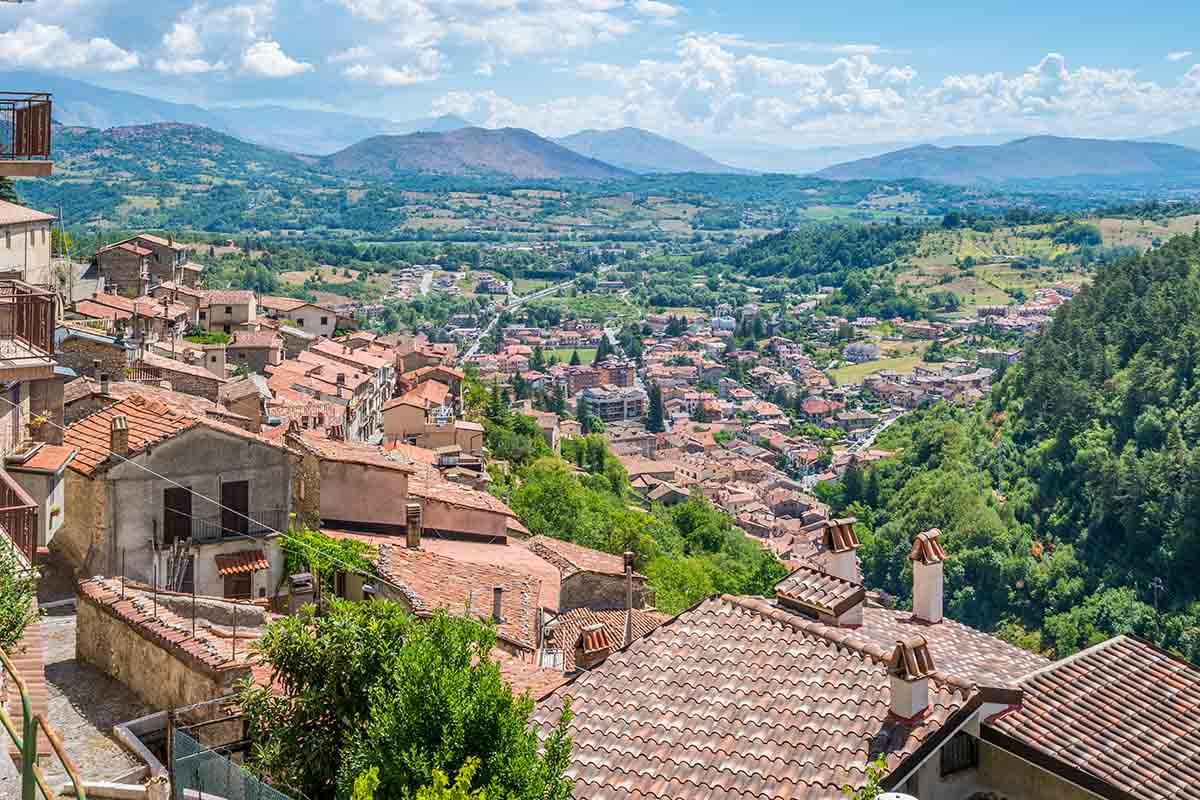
[580, 384, 648, 423]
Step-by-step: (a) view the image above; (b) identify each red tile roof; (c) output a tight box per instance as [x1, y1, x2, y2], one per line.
[372, 543, 542, 651]
[7, 443, 76, 474]
[532, 594, 980, 798]
[492, 649, 568, 697]
[527, 536, 636, 578]
[230, 331, 283, 349]
[298, 432, 415, 473]
[987, 636, 1200, 800]
[544, 607, 669, 672]
[64, 394, 285, 476]
[215, 550, 270, 575]
[774, 564, 865, 618]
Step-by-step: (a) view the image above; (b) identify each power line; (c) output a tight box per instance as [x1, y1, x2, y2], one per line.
[0, 390, 400, 592]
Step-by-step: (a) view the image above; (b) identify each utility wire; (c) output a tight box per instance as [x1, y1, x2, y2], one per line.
[0, 390, 401, 592]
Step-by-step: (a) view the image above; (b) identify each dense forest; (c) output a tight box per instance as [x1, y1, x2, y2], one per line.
[822, 231, 1200, 661]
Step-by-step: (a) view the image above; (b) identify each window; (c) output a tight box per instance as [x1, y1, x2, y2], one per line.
[320, 316, 328, 326]
[199, 310, 206, 321]
[210, 355, 218, 363]
[223, 325, 231, 334]
[4, 230, 9, 249]
[221, 480, 249, 537]
[224, 305, 233, 314]
[296, 318, 305, 327]
[163, 487, 192, 545]
[939, 732, 979, 776]
[223, 573, 252, 600]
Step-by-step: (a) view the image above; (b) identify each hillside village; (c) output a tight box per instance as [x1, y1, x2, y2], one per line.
[0, 79, 1197, 800]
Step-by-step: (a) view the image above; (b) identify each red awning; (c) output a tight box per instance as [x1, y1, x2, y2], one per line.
[214, 550, 269, 576]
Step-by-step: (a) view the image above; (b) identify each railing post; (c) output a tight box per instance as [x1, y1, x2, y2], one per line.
[19, 694, 36, 800]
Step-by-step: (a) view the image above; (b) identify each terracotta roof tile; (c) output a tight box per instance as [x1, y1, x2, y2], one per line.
[988, 636, 1200, 800]
[7, 443, 76, 474]
[492, 648, 568, 697]
[545, 607, 670, 672]
[527, 536, 637, 578]
[532, 595, 979, 798]
[215, 550, 270, 575]
[373, 543, 542, 651]
[774, 564, 865, 618]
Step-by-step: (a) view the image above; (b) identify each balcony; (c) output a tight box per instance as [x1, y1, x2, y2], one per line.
[0, 92, 51, 177]
[191, 508, 289, 544]
[0, 468, 37, 563]
[0, 280, 56, 379]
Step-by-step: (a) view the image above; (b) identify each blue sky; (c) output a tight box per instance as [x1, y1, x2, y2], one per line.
[0, 0, 1196, 146]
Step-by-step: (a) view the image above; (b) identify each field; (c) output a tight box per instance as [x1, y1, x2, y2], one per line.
[831, 354, 928, 385]
[549, 348, 598, 364]
[514, 278, 551, 294]
[1089, 214, 1200, 250]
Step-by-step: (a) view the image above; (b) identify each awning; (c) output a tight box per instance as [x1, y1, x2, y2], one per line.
[214, 550, 269, 575]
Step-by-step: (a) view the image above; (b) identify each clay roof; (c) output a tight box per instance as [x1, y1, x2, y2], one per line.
[774, 564, 865, 618]
[822, 517, 860, 553]
[526, 536, 636, 578]
[76, 577, 264, 675]
[987, 636, 1200, 800]
[373, 543, 542, 651]
[545, 607, 669, 672]
[203, 290, 256, 306]
[849, 603, 1050, 689]
[64, 394, 282, 476]
[214, 550, 270, 575]
[135, 233, 187, 251]
[532, 594, 980, 798]
[73, 299, 130, 321]
[408, 477, 519, 518]
[230, 331, 283, 349]
[492, 648, 568, 697]
[300, 432, 414, 473]
[6, 444, 76, 474]
[65, 377, 235, 420]
[0, 200, 54, 225]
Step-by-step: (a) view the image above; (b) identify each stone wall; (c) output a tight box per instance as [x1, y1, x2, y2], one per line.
[58, 336, 128, 382]
[228, 346, 274, 374]
[53, 471, 108, 575]
[75, 588, 249, 713]
[290, 449, 321, 532]
[29, 376, 64, 445]
[156, 365, 223, 402]
[97, 250, 145, 297]
[560, 571, 648, 613]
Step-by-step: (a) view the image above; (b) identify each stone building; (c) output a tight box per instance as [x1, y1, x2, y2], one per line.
[0, 200, 54, 286]
[57, 395, 293, 599]
[527, 536, 650, 611]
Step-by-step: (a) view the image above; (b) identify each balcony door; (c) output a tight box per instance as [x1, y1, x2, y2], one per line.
[163, 488, 192, 545]
[221, 480, 249, 537]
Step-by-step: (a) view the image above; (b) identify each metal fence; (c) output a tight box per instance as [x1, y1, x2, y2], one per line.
[0, 92, 51, 161]
[172, 727, 294, 800]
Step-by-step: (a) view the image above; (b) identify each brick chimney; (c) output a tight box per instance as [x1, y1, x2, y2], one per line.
[889, 636, 935, 720]
[492, 586, 504, 624]
[110, 414, 129, 457]
[405, 503, 422, 549]
[909, 529, 947, 624]
[820, 518, 861, 583]
[577, 622, 613, 669]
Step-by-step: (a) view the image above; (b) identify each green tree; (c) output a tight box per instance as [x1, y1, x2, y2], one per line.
[415, 760, 488, 800]
[0, 544, 36, 650]
[239, 601, 574, 800]
[0, 177, 18, 205]
[569, 349, 581, 366]
[646, 383, 665, 433]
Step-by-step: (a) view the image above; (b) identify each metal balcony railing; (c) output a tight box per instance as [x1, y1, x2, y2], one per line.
[0, 92, 51, 162]
[191, 508, 289, 544]
[0, 468, 37, 563]
[0, 280, 55, 362]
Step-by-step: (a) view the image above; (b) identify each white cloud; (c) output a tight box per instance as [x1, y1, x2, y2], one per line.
[635, 0, 680, 23]
[155, 22, 226, 74]
[702, 32, 886, 56]
[1167, 50, 1193, 62]
[329, 46, 371, 63]
[343, 49, 444, 85]
[0, 20, 138, 72]
[241, 39, 312, 77]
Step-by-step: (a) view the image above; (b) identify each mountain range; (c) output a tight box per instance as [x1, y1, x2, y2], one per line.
[815, 135, 1200, 183]
[553, 127, 743, 174]
[320, 127, 633, 180]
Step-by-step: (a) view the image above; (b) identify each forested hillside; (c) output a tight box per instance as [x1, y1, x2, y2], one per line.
[825, 231, 1200, 661]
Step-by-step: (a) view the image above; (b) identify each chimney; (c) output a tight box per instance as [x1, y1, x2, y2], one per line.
[909, 529, 947, 624]
[99, 373, 110, 396]
[820, 518, 861, 583]
[492, 585, 504, 624]
[405, 503, 422, 549]
[889, 636, 935, 720]
[92, 359, 102, 379]
[623, 551, 634, 647]
[110, 414, 129, 457]
[577, 622, 612, 669]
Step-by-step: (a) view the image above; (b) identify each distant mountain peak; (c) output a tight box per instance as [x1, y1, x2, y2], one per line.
[816, 135, 1200, 184]
[554, 126, 747, 175]
[320, 126, 631, 180]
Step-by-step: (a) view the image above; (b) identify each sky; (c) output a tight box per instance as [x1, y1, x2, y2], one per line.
[0, 0, 1197, 147]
